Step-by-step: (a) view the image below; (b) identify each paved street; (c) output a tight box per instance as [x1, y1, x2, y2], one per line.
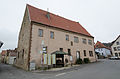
[0, 59, 120, 79]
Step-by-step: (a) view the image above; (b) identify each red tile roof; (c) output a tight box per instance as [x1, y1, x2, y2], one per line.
[27, 4, 93, 37]
[95, 41, 111, 50]
[1, 50, 6, 56]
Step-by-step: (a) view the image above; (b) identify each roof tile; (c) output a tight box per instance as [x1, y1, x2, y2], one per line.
[27, 4, 93, 37]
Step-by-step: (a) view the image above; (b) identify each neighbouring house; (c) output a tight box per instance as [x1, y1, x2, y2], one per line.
[15, 4, 96, 70]
[111, 35, 120, 58]
[5, 49, 17, 64]
[0, 49, 17, 64]
[0, 50, 7, 63]
[95, 41, 111, 58]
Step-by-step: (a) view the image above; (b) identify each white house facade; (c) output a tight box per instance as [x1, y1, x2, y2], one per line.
[95, 48, 111, 57]
[95, 41, 111, 58]
[111, 35, 120, 58]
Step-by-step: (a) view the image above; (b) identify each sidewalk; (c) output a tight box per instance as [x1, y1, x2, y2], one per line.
[32, 65, 80, 73]
[32, 61, 99, 73]
[47, 65, 80, 71]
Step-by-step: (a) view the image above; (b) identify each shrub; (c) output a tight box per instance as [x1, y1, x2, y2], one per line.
[83, 58, 90, 64]
[76, 58, 83, 64]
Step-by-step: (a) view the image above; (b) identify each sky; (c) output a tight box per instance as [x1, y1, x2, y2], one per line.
[0, 0, 120, 52]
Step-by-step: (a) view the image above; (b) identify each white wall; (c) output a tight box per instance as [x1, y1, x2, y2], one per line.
[95, 48, 111, 57]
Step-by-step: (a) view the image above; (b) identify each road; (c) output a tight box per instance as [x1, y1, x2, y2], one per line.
[0, 59, 120, 79]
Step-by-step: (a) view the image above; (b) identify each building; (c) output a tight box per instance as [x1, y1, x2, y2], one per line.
[6, 49, 17, 64]
[15, 4, 96, 70]
[95, 41, 111, 58]
[0, 50, 7, 63]
[0, 49, 17, 64]
[111, 35, 120, 58]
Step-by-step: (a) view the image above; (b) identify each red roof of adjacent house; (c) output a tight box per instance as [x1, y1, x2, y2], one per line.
[95, 41, 111, 50]
[1, 50, 6, 56]
[27, 4, 93, 37]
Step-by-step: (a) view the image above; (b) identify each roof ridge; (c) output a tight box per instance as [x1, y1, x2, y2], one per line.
[27, 4, 79, 24]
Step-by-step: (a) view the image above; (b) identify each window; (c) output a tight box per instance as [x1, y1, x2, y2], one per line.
[66, 35, 69, 41]
[117, 46, 120, 51]
[17, 52, 19, 58]
[89, 51, 93, 57]
[82, 38, 86, 44]
[68, 49, 71, 56]
[50, 31, 54, 39]
[88, 40, 92, 45]
[76, 51, 80, 59]
[74, 36, 79, 43]
[113, 47, 117, 51]
[84, 50, 86, 56]
[98, 48, 100, 51]
[119, 53, 120, 56]
[22, 49, 24, 58]
[38, 29, 43, 37]
[102, 53, 104, 56]
[60, 48, 63, 51]
[71, 41, 73, 46]
[115, 53, 118, 57]
[116, 42, 119, 45]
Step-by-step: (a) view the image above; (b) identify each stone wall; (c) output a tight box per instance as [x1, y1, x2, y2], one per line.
[15, 6, 31, 70]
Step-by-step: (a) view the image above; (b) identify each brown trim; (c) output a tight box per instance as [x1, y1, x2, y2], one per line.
[31, 21, 94, 38]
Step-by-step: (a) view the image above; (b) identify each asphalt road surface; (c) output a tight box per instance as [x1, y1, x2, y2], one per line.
[0, 59, 120, 79]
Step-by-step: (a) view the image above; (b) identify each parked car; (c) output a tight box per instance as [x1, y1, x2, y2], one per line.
[109, 56, 120, 60]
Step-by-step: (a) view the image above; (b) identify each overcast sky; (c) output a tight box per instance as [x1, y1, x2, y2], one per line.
[0, 0, 120, 52]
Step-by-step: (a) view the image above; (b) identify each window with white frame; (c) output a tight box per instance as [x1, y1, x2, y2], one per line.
[114, 47, 117, 51]
[89, 51, 93, 57]
[116, 41, 119, 45]
[38, 29, 43, 37]
[88, 39, 92, 45]
[66, 35, 69, 41]
[50, 31, 54, 39]
[82, 38, 87, 44]
[74, 36, 79, 43]
[117, 46, 120, 51]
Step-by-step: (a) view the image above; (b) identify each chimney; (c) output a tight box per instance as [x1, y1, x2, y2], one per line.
[46, 8, 50, 20]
